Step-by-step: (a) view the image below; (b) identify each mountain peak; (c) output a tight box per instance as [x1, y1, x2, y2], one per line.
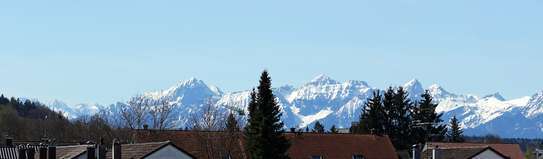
[403, 78, 424, 96]
[429, 84, 441, 90]
[345, 80, 369, 87]
[483, 92, 506, 101]
[429, 84, 443, 92]
[428, 84, 454, 98]
[174, 77, 209, 89]
[523, 90, 543, 117]
[309, 74, 339, 85]
[183, 77, 203, 85]
[404, 78, 422, 87]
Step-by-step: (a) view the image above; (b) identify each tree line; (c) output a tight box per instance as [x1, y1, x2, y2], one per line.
[0, 95, 130, 145]
[352, 87, 464, 150]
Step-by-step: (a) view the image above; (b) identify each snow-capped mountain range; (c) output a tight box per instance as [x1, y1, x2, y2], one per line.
[47, 75, 543, 138]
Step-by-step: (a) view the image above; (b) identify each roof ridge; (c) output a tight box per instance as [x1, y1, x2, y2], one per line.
[284, 132, 387, 136]
[124, 141, 170, 146]
[428, 142, 519, 146]
[57, 144, 93, 148]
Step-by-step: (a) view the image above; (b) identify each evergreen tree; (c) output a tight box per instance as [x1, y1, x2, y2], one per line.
[244, 71, 290, 159]
[0, 95, 9, 105]
[448, 116, 464, 142]
[330, 125, 338, 134]
[382, 87, 395, 135]
[226, 113, 239, 132]
[412, 90, 447, 143]
[389, 87, 414, 150]
[313, 121, 324, 133]
[357, 90, 385, 134]
[244, 89, 263, 157]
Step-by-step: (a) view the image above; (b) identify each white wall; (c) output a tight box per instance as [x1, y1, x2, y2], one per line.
[75, 152, 87, 159]
[144, 145, 193, 159]
[472, 149, 505, 159]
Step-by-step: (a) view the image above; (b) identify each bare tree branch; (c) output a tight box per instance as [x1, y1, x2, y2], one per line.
[149, 97, 178, 130]
[120, 95, 150, 129]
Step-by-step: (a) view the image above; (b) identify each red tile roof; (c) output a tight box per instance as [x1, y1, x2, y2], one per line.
[424, 142, 524, 159]
[135, 130, 245, 159]
[135, 130, 398, 159]
[285, 133, 398, 159]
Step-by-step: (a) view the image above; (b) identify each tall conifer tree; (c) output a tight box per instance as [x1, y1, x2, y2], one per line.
[391, 87, 413, 150]
[244, 90, 263, 157]
[382, 87, 395, 135]
[358, 90, 385, 134]
[384, 87, 414, 150]
[244, 71, 290, 159]
[412, 90, 447, 143]
[448, 116, 464, 142]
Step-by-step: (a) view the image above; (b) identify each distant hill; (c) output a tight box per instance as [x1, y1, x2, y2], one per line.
[0, 95, 124, 144]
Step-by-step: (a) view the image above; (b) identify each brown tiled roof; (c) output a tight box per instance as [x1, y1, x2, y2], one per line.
[423, 147, 485, 159]
[135, 130, 245, 159]
[104, 141, 193, 159]
[56, 145, 92, 159]
[135, 130, 398, 159]
[424, 142, 524, 159]
[285, 133, 398, 159]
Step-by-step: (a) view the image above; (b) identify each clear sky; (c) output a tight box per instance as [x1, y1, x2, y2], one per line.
[0, 0, 542, 105]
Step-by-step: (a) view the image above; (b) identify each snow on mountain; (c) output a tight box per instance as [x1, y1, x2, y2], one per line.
[407, 82, 532, 130]
[216, 90, 252, 111]
[483, 92, 506, 101]
[144, 77, 223, 103]
[137, 78, 229, 127]
[523, 91, 543, 118]
[47, 100, 103, 119]
[285, 75, 373, 128]
[44, 76, 543, 138]
[306, 74, 340, 86]
[408, 83, 538, 137]
[403, 79, 424, 101]
[428, 84, 456, 99]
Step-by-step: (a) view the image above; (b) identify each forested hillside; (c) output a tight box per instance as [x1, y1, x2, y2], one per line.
[0, 95, 129, 145]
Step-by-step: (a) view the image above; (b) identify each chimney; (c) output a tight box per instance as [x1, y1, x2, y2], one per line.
[18, 148, 27, 159]
[412, 144, 421, 159]
[26, 148, 35, 159]
[112, 139, 121, 159]
[47, 146, 56, 159]
[432, 145, 439, 159]
[95, 143, 106, 159]
[39, 147, 47, 159]
[5, 138, 13, 147]
[87, 146, 96, 159]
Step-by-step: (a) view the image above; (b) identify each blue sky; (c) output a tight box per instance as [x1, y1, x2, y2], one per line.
[0, 0, 542, 105]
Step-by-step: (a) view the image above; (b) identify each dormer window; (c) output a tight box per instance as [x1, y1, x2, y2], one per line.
[311, 155, 323, 159]
[352, 154, 365, 159]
